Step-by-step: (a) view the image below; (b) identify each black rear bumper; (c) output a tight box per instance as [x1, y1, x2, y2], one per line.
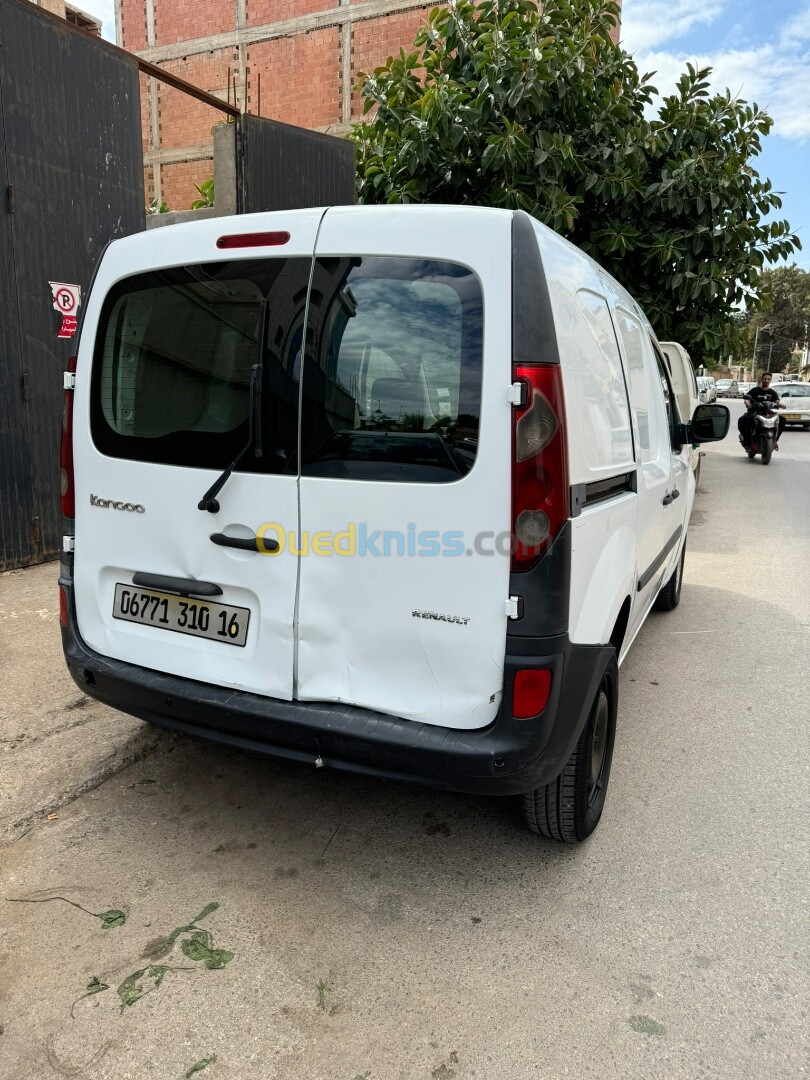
[59, 569, 612, 797]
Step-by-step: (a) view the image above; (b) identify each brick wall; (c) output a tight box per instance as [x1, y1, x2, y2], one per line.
[351, 9, 429, 119]
[121, 0, 622, 210]
[247, 29, 341, 129]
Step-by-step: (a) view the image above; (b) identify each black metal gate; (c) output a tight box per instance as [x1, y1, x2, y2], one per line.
[0, 0, 144, 569]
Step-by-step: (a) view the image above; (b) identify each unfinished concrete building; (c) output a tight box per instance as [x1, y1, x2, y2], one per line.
[118, 0, 621, 210]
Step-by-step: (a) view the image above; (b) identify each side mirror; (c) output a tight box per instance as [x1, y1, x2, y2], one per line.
[690, 403, 730, 443]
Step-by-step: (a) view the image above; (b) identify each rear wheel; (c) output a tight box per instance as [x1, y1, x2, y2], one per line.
[654, 541, 685, 612]
[746, 447, 756, 459]
[521, 658, 618, 843]
[761, 439, 773, 465]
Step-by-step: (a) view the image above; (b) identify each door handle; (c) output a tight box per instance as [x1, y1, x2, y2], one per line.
[131, 572, 223, 597]
[209, 532, 279, 553]
[662, 489, 680, 506]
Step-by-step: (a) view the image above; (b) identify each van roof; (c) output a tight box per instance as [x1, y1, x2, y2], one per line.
[102, 204, 649, 329]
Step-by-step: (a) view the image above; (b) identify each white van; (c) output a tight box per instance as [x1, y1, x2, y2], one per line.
[59, 207, 728, 842]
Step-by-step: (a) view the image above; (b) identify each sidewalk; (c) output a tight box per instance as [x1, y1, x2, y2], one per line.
[0, 563, 164, 844]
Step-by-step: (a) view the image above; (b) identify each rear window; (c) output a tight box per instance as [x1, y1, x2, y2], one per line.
[91, 255, 483, 483]
[779, 384, 810, 397]
[300, 257, 483, 482]
[91, 258, 311, 471]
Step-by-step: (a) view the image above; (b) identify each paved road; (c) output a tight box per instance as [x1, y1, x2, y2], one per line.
[1, 400, 807, 1079]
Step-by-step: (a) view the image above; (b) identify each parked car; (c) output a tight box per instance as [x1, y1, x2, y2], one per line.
[696, 376, 714, 404]
[775, 382, 810, 428]
[737, 381, 753, 396]
[715, 379, 739, 398]
[660, 341, 701, 480]
[59, 206, 728, 844]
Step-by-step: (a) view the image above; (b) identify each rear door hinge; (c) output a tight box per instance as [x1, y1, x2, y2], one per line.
[63, 371, 76, 390]
[62, 535, 75, 553]
[507, 381, 526, 406]
[505, 596, 522, 620]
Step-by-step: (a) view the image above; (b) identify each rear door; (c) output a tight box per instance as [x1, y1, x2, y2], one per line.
[73, 211, 323, 698]
[293, 207, 513, 729]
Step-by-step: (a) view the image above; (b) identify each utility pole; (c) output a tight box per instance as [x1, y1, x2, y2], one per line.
[751, 324, 761, 373]
[752, 323, 771, 376]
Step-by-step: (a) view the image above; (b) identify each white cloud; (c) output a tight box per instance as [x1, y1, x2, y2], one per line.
[636, 44, 810, 140]
[778, 5, 810, 44]
[621, 1, 810, 141]
[620, 0, 730, 51]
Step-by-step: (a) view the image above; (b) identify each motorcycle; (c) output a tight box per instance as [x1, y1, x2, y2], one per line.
[740, 397, 782, 465]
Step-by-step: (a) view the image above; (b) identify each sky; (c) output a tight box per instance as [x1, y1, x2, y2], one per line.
[82, 0, 808, 267]
[619, 0, 810, 269]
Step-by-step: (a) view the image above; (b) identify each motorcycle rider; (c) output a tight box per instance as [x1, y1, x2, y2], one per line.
[738, 372, 785, 448]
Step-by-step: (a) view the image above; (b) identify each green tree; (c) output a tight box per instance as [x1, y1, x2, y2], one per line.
[352, 0, 799, 365]
[740, 265, 810, 372]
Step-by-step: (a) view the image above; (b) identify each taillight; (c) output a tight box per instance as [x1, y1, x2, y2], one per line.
[60, 356, 77, 518]
[513, 668, 552, 718]
[59, 586, 69, 627]
[216, 231, 290, 249]
[511, 364, 569, 573]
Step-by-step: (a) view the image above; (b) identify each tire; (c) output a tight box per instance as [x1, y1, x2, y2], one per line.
[521, 658, 618, 843]
[761, 438, 773, 465]
[746, 447, 756, 459]
[654, 540, 685, 612]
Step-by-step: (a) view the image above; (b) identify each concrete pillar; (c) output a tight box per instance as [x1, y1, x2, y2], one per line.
[38, 0, 67, 17]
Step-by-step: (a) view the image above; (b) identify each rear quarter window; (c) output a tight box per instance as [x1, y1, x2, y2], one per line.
[568, 289, 634, 471]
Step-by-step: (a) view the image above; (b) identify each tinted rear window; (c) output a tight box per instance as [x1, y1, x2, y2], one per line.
[91, 259, 310, 471]
[300, 257, 483, 482]
[91, 256, 483, 483]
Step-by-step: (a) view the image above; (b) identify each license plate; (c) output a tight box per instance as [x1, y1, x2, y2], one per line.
[784, 413, 801, 420]
[113, 583, 249, 647]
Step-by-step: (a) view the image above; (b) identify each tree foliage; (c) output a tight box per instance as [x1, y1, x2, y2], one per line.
[738, 264, 810, 371]
[351, 0, 799, 365]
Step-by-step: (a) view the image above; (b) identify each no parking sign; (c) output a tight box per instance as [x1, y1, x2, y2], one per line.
[48, 281, 81, 338]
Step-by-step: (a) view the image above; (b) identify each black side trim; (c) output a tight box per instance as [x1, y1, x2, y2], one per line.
[571, 471, 636, 516]
[637, 525, 683, 592]
[131, 572, 223, 597]
[512, 210, 560, 366]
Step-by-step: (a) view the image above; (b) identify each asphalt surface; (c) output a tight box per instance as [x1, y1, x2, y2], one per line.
[1, 398, 808, 1079]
